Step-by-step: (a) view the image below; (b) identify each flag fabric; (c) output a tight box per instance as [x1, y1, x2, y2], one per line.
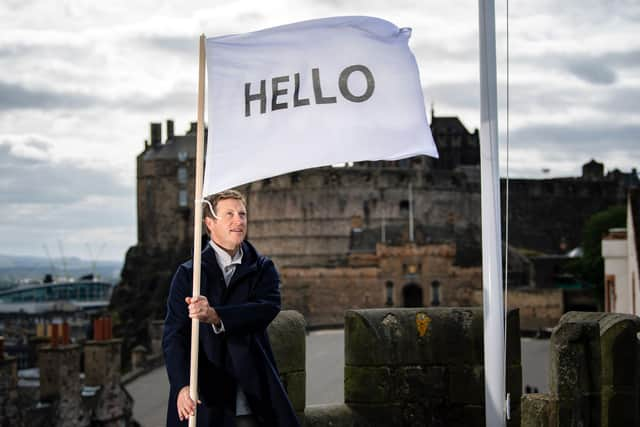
[203, 16, 438, 195]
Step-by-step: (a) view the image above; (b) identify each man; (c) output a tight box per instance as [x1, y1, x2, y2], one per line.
[163, 190, 299, 427]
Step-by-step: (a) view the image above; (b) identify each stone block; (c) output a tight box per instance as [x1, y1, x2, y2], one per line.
[0, 356, 21, 427]
[549, 320, 601, 427]
[461, 404, 485, 427]
[449, 365, 484, 405]
[93, 383, 133, 424]
[268, 310, 306, 373]
[281, 371, 306, 413]
[344, 365, 393, 404]
[397, 365, 448, 401]
[345, 308, 483, 366]
[304, 403, 354, 427]
[520, 393, 558, 427]
[559, 311, 640, 426]
[38, 344, 81, 402]
[348, 403, 403, 427]
[0, 356, 18, 390]
[84, 339, 122, 387]
[402, 402, 427, 426]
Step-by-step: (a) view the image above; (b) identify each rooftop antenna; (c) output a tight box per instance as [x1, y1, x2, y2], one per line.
[85, 243, 107, 279]
[42, 244, 57, 278]
[57, 239, 68, 280]
[86, 243, 96, 278]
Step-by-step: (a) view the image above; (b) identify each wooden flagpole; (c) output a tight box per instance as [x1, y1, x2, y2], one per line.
[188, 33, 207, 427]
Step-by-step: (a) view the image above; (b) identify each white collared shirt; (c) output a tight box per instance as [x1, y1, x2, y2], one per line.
[208, 240, 251, 416]
[209, 240, 243, 287]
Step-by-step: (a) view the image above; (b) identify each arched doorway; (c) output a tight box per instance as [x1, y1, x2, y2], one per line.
[402, 283, 423, 307]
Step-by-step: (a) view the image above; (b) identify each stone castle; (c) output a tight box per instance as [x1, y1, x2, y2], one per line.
[110, 113, 638, 356]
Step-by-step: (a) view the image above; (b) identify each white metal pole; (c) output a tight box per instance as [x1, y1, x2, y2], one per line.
[188, 34, 207, 427]
[478, 1, 506, 426]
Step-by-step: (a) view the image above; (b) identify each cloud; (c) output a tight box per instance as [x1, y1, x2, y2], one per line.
[598, 86, 640, 114]
[135, 34, 198, 55]
[120, 87, 196, 111]
[511, 122, 640, 148]
[0, 139, 131, 204]
[0, 80, 98, 110]
[603, 49, 640, 68]
[0, 137, 135, 261]
[565, 58, 617, 85]
[426, 82, 479, 112]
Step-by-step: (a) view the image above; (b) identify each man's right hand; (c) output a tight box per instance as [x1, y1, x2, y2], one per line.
[177, 386, 200, 421]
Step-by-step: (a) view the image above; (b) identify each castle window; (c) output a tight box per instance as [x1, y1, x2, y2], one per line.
[385, 281, 394, 306]
[177, 167, 188, 183]
[431, 281, 441, 306]
[178, 190, 188, 207]
[178, 151, 188, 162]
[399, 200, 409, 211]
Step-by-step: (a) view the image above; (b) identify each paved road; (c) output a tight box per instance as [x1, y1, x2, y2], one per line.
[125, 365, 169, 427]
[126, 331, 548, 426]
[521, 337, 550, 393]
[305, 329, 344, 405]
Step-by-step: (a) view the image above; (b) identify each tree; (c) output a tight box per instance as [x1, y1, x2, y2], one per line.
[573, 205, 626, 304]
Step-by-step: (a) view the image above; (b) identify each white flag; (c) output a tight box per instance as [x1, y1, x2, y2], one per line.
[203, 16, 438, 195]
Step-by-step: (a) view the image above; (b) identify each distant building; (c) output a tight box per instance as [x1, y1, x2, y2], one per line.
[602, 188, 640, 315]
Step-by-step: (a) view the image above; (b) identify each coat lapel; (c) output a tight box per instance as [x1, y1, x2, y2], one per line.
[227, 241, 257, 293]
[201, 244, 226, 304]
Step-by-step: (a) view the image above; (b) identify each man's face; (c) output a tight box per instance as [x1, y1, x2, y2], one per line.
[205, 198, 247, 253]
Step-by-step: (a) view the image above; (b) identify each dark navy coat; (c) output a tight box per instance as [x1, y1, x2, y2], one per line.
[162, 240, 299, 427]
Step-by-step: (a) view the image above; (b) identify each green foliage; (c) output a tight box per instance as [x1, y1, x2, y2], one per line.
[574, 205, 626, 296]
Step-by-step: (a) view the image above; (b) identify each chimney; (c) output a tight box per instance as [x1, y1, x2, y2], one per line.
[167, 120, 174, 140]
[38, 343, 82, 402]
[150, 122, 162, 147]
[28, 335, 51, 368]
[0, 336, 20, 426]
[84, 319, 122, 387]
[62, 322, 70, 345]
[51, 324, 59, 348]
[189, 122, 198, 133]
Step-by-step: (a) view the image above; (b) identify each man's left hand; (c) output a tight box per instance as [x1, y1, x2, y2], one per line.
[186, 296, 221, 326]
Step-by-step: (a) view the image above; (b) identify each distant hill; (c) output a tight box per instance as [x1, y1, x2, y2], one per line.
[0, 254, 122, 284]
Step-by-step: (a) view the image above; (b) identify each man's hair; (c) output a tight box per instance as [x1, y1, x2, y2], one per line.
[202, 189, 246, 221]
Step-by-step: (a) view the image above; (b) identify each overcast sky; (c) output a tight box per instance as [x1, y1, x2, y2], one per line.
[1, 0, 638, 262]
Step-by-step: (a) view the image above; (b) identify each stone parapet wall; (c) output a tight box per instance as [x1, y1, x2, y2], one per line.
[521, 311, 640, 427]
[550, 320, 601, 425]
[38, 344, 91, 427]
[343, 307, 521, 427]
[559, 312, 640, 426]
[84, 339, 122, 387]
[0, 355, 22, 427]
[267, 310, 307, 424]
